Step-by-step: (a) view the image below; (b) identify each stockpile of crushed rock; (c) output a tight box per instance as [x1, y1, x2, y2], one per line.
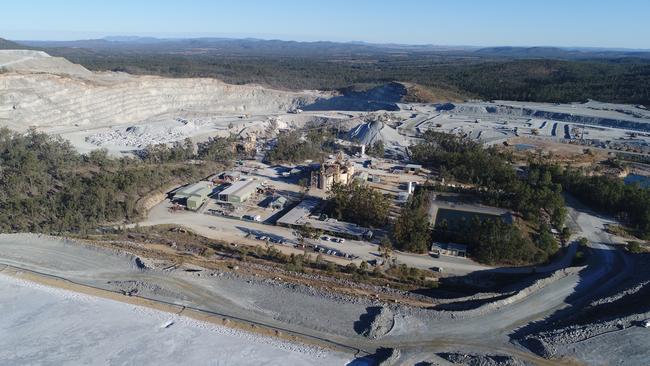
[355, 305, 395, 339]
[347, 120, 408, 146]
[438, 352, 530, 366]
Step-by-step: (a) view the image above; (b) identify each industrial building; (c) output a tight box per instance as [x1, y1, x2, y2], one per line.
[218, 179, 259, 203]
[431, 242, 468, 257]
[277, 196, 373, 240]
[310, 153, 355, 191]
[172, 181, 213, 211]
[405, 164, 422, 174]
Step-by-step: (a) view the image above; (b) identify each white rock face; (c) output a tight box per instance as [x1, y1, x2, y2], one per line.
[0, 50, 315, 132]
[0, 49, 91, 76]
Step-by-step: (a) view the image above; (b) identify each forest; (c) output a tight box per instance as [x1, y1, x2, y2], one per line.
[406, 131, 565, 264]
[410, 131, 566, 227]
[0, 129, 220, 233]
[326, 182, 391, 228]
[7, 36, 650, 105]
[48, 50, 650, 106]
[392, 189, 557, 265]
[434, 216, 558, 265]
[393, 190, 432, 254]
[265, 127, 337, 163]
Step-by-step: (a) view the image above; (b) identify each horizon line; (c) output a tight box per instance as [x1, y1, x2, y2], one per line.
[4, 33, 650, 52]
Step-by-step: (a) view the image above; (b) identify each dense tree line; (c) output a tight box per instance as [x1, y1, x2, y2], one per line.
[56, 50, 650, 106]
[0, 129, 217, 233]
[265, 128, 336, 163]
[140, 136, 240, 165]
[327, 182, 390, 228]
[560, 169, 650, 238]
[139, 138, 195, 163]
[411, 131, 566, 227]
[404, 131, 565, 264]
[393, 190, 432, 253]
[433, 217, 556, 265]
[196, 136, 235, 163]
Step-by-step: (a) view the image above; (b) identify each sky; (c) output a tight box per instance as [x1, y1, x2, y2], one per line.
[1, 0, 649, 49]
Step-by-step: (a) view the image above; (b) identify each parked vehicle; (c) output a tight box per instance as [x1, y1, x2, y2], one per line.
[243, 214, 262, 222]
[431, 266, 444, 273]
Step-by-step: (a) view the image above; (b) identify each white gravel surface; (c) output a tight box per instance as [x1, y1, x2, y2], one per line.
[0, 273, 350, 366]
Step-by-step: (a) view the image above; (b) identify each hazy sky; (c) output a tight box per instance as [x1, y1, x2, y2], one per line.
[1, 0, 649, 49]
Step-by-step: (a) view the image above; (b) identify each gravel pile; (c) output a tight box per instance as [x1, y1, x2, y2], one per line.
[354, 306, 395, 339]
[438, 352, 529, 366]
[375, 348, 401, 366]
[589, 280, 649, 307]
[106, 279, 188, 300]
[347, 120, 408, 146]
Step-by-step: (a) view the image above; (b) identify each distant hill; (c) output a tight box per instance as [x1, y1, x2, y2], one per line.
[0, 38, 35, 50]
[20, 37, 457, 58]
[474, 46, 650, 60]
[18, 36, 650, 60]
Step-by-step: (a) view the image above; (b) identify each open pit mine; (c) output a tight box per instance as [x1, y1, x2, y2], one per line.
[1, 49, 649, 366]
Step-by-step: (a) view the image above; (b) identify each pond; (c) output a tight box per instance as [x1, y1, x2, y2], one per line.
[624, 174, 650, 189]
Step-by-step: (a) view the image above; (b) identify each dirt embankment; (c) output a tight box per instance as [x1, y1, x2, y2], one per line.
[430, 268, 578, 320]
[401, 82, 467, 104]
[520, 253, 650, 360]
[135, 183, 180, 214]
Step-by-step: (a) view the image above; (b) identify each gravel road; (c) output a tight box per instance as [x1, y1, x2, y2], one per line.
[0, 196, 634, 365]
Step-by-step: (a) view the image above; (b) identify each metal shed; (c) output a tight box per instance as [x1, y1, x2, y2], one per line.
[218, 179, 259, 203]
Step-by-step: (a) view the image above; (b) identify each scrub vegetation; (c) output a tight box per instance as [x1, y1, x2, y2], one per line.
[0, 129, 219, 233]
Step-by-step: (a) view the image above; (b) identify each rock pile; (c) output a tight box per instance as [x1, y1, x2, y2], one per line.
[355, 306, 395, 339]
[438, 352, 529, 366]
